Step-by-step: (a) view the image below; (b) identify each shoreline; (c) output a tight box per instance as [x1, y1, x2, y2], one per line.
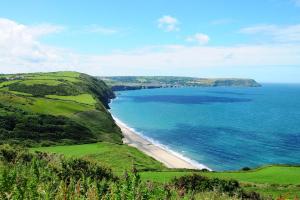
[113, 116, 211, 170]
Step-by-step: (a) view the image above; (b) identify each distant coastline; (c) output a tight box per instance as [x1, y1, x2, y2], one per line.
[99, 76, 261, 91]
[112, 115, 211, 171]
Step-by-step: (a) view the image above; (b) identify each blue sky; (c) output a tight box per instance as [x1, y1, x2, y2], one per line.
[0, 0, 300, 82]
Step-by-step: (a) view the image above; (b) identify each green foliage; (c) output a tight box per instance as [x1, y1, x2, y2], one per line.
[0, 145, 238, 200]
[172, 174, 263, 199]
[0, 112, 96, 147]
[8, 82, 80, 97]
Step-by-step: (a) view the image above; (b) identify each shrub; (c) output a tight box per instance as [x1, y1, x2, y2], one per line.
[241, 167, 251, 171]
[172, 174, 263, 199]
[0, 145, 242, 199]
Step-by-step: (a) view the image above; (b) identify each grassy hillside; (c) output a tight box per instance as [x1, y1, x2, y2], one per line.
[0, 71, 122, 146]
[99, 76, 261, 91]
[31, 142, 167, 173]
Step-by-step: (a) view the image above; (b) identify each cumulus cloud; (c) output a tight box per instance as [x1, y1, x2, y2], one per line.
[186, 33, 210, 45]
[1, 18, 300, 78]
[0, 18, 64, 64]
[240, 24, 300, 42]
[157, 15, 179, 32]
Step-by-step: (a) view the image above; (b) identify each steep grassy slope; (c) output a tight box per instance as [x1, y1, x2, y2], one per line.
[0, 71, 122, 146]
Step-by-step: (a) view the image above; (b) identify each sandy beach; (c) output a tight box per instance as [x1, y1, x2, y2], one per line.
[113, 117, 210, 170]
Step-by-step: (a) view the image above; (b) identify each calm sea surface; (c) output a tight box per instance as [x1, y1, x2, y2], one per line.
[110, 84, 300, 171]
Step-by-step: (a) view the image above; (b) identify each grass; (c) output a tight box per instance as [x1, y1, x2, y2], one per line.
[0, 80, 21, 88]
[139, 166, 300, 199]
[0, 87, 32, 96]
[31, 142, 167, 173]
[205, 166, 300, 185]
[20, 79, 62, 86]
[0, 91, 93, 117]
[25, 74, 80, 83]
[139, 165, 300, 184]
[46, 94, 96, 105]
[72, 110, 122, 143]
[30, 98, 94, 116]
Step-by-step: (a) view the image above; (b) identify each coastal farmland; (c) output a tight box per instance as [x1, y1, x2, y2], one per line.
[0, 71, 299, 199]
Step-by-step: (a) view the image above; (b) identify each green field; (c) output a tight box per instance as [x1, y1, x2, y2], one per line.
[21, 79, 63, 86]
[139, 166, 300, 198]
[31, 142, 166, 173]
[139, 166, 300, 184]
[46, 94, 96, 105]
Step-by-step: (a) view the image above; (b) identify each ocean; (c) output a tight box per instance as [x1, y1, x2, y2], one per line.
[109, 84, 300, 171]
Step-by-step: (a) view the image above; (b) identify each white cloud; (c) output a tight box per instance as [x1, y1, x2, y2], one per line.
[86, 24, 118, 35]
[0, 18, 72, 72]
[88, 44, 300, 75]
[0, 18, 63, 60]
[186, 33, 210, 45]
[240, 24, 300, 42]
[0, 18, 300, 80]
[157, 15, 179, 32]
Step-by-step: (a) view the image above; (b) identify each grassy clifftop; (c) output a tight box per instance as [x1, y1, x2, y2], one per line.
[0, 71, 122, 146]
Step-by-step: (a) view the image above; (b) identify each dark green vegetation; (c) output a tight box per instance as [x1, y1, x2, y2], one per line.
[0, 71, 122, 146]
[0, 145, 260, 200]
[99, 76, 261, 91]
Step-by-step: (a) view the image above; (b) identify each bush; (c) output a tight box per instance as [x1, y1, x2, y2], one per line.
[0, 113, 96, 147]
[172, 174, 263, 199]
[241, 167, 251, 171]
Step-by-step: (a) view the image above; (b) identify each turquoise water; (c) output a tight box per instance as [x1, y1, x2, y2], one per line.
[110, 84, 300, 171]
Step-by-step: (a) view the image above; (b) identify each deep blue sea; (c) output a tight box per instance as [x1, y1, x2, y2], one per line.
[110, 84, 300, 171]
